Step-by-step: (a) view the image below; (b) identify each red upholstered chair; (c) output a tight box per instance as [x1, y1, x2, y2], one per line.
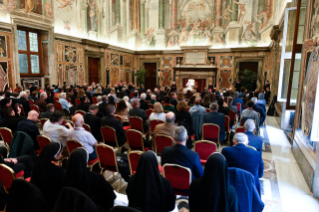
[235, 126, 245, 133]
[28, 99, 34, 105]
[206, 108, 211, 113]
[96, 144, 122, 192]
[66, 139, 98, 171]
[114, 115, 122, 122]
[154, 134, 174, 155]
[61, 120, 74, 128]
[93, 97, 98, 104]
[0, 127, 13, 148]
[66, 97, 71, 103]
[101, 126, 121, 148]
[148, 104, 154, 109]
[75, 99, 81, 107]
[149, 119, 164, 134]
[75, 110, 86, 116]
[30, 104, 40, 115]
[163, 164, 192, 196]
[126, 129, 148, 152]
[146, 109, 153, 119]
[228, 110, 236, 127]
[128, 150, 143, 175]
[39, 118, 48, 129]
[186, 107, 190, 112]
[116, 102, 119, 108]
[54, 101, 63, 111]
[237, 103, 241, 112]
[53, 97, 59, 102]
[15, 103, 25, 116]
[194, 140, 217, 165]
[0, 164, 24, 193]
[37, 135, 51, 151]
[129, 117, 144, 134]
[130, 93, 134, 98]
[202, 123, 220, 144]
[83, 123, 91, 132]
[224, 115, 231, 134]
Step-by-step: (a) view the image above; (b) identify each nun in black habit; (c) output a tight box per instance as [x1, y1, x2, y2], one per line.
[31, 142, 65, 210]
[126, 151, 176, 212]
[189, 153, 238, 212]
[64, 148, 116, 212]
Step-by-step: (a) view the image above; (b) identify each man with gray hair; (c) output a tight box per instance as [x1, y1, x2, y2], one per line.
[18, 91, 31, 115]
[139, 93, 149, 110]
[161, 126, 203, 182]
[222, 132, 264, 196]
[35, 92, 47, 112]
[251, 97, 266, 126]
[244, 119, 263, 153]
[59, 92, 72, 114]
[154, 112, 178, 139]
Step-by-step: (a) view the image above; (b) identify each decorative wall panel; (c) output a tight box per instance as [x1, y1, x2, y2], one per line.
[219, 69, 232, 90]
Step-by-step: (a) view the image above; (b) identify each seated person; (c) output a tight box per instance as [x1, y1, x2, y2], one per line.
[189, 153, 238, 212]
[244, 119, 263, 154]
[35, 92, 48, 112]
[126, 151, 176, 211]
[149, 94, 156, 105]
[217, 97, 230, 115]
[59, 92, 74, 115]
[154, 112, 178, 139]
[232, 92, 244, 112]
[18, 91, 31, 115]
[64, 148, 116, 212]
[41, 103, 55, 119]
[42, 110, 74, 147]
[0, 106, 24, 135]
[0, 146, 34, 179]
[162, 96, 175, 113]
[139, 93, 149, 111]
[161, 126, 203, 180]
[115, 100, 130, 126]
[101, 105, 126, 147]
[252, 97, 266, 126]
[222, 133, 264, 196]
[84, 105, 102, 142]
[130, 90, 139, 104]
[76, 96, 91, 112]
[203, 103, 225, 143]
[17, 110, 40, 150]
[72, 114, 98, 161]
[189, 97, 207, 140]
[98, 95, 108, 116]
[170, 92, 178, 109]
[241, 100, 260, 126]
[149, 102, 166, 122]
[129, 99, 149, 133]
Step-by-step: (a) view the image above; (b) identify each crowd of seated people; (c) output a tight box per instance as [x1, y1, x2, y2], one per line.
[0, 81, 267, 212]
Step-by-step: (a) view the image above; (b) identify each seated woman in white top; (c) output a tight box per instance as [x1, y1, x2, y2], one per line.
[149, 102, 166, 122]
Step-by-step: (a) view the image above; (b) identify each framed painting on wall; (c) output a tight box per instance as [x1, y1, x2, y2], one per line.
[0, 35, 7, 58]
[0, 62, 8, 91]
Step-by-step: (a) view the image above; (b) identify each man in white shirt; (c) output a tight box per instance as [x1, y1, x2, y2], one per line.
[43, 110, 74, 147]
[72, 114, 98, 160]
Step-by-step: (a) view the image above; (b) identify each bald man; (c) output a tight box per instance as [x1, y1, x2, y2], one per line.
[17, 110, 41, 150]
[153, 112, 178, 140]
[72, 114, 98, 161]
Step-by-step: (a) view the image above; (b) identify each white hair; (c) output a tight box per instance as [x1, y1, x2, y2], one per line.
[140, 93, 146, 100]
[97, 96, 102, 102]
[19, 91, 27, 98]
[251, 97, 258, 104]
[61, 92, 67, 98]
[233, 133, 248, 144]
[174, 126, 187, 142]
[40, 92, 47, 98]
[151, 94, 156, 100]
[244, 119, 255, 132]
[123, 96, 129, 102]
[154, 88, 158, 93]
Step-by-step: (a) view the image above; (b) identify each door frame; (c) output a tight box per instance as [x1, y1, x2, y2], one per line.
[139, 58, 160, 86]
[85, 51, 105, 86]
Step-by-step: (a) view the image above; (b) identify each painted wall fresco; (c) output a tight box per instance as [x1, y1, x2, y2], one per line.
[0, 31, 14, 90]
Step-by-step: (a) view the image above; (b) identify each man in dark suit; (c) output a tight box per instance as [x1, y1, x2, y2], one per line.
[101, 104, 126, 147]
[76, 96, 91, 112]
[244, 119, 263, 154]
[139, 93, 149, 110]
[17, 110, 40, 150]
[98, 95, 108, 116]
[232, 92, 244, 112]
[170, 92, 178, 109]
[35, 92, 48, 112]
[84, 104, 102, 142]
[40, 103, 55, 119]
[222, 133, 264, 196]
[161, 126, 203, 180]
[18, 91, 31, 115]
[203, 103, 226, 143]
[0, 106, 24, 135]
[129, 99, 148, 132]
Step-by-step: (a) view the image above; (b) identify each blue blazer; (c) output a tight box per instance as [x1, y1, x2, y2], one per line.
[222, 144, 264, 196]
[161, 144, 203, 180]
[203, 111, 225, 141]
[229, 168, 264, 212]
[233, 97, 244, 112]
[244, 131, 263, 154]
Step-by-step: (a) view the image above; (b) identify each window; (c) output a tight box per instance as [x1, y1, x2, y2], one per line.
[17, 28, 42, 76]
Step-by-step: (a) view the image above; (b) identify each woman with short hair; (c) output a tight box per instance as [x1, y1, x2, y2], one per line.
[149, 102, 166, 122]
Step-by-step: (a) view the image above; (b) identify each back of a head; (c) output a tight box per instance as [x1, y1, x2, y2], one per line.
[247, 100, 254, 108]
[106, 104, 115, 115]
[5, 106, 14, 117]
[80, 96, 86, 103]
[123, 96, 129, 102]
[251, 97, 258, 104]
[153, 102, 163, 113]
[40, 92, 47, 99]
[164, 96, 171, 104]
[50, 110, 64, 123]
[72, 114, 83, 127]
[19, 91, 27, 98]
[210, 103, 218, 111]
[151, 94, 156, 100]
[217, 97, 224, 106]
[233, 133, 248, 144]
[244, 119, 255, 132]
[234, 92, 239, 97]
[61, 92, 66, 99]
[46, 103, 55, 111]
[132, 99, 140, 107]
[140, 93, 146, 100]
[165, 112, 175, 123]
[194, 97, 201, 105]
[174, 126, 187, 143]
[102, 95, 108, 103]
[89, 104, 98, 112]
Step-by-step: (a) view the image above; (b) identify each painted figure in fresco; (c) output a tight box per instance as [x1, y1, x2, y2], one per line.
[87, 0, 98, 32]
[233, 1, 246, 24]
[4, 0, 17, 11]
[201, 27, 212, 45]
[256, 9, 270, 31]
[242, 21, 257, 46]
[23, 0, 34, 13]
[44, 3, 54, 18]
[221, 5, 236, 24]
[57, 0, 72, 12]
[167, 30, 179, 47]
[145, 28, 156, 47]
[311, 1, 319, 38]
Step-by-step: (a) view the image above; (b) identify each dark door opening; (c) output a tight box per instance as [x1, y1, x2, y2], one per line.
[88, 57, 100, 85]
[239, 62, 258, 91]
[144, 63, 157, 91]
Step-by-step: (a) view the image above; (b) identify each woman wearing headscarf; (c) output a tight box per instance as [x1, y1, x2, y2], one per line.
[64, 148, 116, 212]
[189, 153, 238, 212]
[31, 142, 64, 210]
[126, 151, 176, 212]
